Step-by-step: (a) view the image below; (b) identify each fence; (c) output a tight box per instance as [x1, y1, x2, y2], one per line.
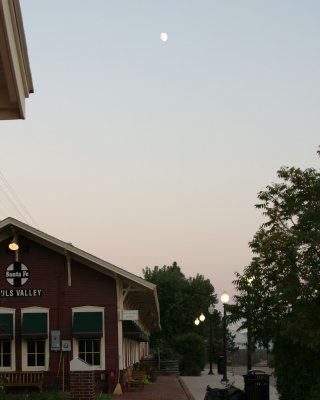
[231, 349, 273, 366]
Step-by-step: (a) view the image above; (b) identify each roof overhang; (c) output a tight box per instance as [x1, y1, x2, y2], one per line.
[0, 217, 161, 331]
[0, 0, 33, 119]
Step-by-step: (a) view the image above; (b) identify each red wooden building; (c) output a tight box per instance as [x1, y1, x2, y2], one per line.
[0, 217, 160, 393]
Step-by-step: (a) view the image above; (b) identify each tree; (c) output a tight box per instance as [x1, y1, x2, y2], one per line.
[143, 262, 217, 339]
[232, 162, 320, 400]
[143, 262, 228, 369]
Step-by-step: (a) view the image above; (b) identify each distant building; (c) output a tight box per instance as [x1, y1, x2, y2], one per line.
[0, 0, 33, 119]
[0, 217, 160, 393]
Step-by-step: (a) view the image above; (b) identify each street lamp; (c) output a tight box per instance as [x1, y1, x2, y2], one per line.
[208, 304, 214, 375]
[194, 308, 215, 375]
[194, 312, 205, 326]
[221, 291, 229, 384]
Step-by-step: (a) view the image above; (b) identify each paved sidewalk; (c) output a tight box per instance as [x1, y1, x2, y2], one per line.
[116, 375, 193, 400]
[115, 367, 279, 400]
[181, 367, 279, 400]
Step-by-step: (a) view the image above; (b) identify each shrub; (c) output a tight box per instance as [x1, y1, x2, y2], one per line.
[173, 332, 206, 376]
[274, 337, 320, 400]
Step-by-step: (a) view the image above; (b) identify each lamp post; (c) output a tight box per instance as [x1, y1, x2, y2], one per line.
[194, 307, 215, 375]
[221, 291, 229, 384]
[246, 276, 255, 373]
[208, 304, 214, 375]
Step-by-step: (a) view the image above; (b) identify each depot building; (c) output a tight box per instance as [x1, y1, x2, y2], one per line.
[0, 217, 160, 393]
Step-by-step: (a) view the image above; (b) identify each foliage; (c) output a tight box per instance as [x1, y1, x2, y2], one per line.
[173, 332, 206, 376]
[273, 336, 320, 400]
[0, 391, 113, 400]
[144, 261, 237, 370]
[0, 391, 70, 400]
[143, 262, 217, 339]
[95, 393, 113, 400]
[231, 161, 320, 400]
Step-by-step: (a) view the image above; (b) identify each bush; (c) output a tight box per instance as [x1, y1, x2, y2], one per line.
[173, 332, 206, 376]
[0, 391, 113, 400]
[0, 391, 70, 400]
[274, 337, 320, 400]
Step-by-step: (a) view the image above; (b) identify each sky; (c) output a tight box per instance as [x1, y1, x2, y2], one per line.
[1, 1, 320, 310]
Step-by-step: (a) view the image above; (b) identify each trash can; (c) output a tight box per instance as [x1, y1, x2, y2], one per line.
[243, 369, 270, 400]
[217, 356, 225, 375]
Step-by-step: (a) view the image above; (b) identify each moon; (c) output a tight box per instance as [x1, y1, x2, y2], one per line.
[160, 32, 168, 42]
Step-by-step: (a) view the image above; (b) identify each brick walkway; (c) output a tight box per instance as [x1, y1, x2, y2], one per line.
[115, 376, 194, 400]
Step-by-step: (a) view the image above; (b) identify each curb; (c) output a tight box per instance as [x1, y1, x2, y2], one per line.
[178, 376, 196, 400]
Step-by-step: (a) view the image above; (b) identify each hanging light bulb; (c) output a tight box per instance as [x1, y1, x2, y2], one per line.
[8, 234, 19, 251]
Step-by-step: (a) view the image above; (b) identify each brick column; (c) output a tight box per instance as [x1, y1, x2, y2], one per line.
[70, 358, 95, 400]
[70, 370, 95, 400]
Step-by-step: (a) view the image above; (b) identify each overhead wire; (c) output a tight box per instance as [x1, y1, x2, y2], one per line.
[0, 169, 39, 227]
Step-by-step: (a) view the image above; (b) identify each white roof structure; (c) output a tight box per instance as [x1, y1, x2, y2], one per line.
[0, 0, 33, 119]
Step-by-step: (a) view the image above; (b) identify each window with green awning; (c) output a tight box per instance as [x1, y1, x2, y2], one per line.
[22, 313, 48, 339]
[72, 312, 103, 338]
[0, 313, 13, 340]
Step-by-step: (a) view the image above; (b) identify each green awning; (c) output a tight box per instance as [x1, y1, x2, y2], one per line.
[123, 321, 149, 342]
[0, 314, 13, 340]
[22, 313, 47, 339]
[73, 312, 103, 338]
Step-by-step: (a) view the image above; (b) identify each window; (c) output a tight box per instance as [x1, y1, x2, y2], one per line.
[0, 341, 11, 367]
[27, 340, 45, 367]
[0, 309, 15, 371]
[21, 308, 49, 371]
[78, 338, 100, 366]
[72, 307, 105, 370]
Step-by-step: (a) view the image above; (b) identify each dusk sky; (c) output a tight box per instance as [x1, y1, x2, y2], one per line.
[1, 1, 319, 309]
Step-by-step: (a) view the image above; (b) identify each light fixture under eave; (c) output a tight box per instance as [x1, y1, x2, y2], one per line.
[9, 234, 19, 251]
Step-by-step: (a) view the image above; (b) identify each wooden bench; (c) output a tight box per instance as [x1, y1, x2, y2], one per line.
[127, 369, 145, 391]
[0, 371, 44, 392]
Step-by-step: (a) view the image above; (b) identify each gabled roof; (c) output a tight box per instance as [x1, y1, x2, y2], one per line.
[0, 0, 33, 119]
[0, 217, 160, 330]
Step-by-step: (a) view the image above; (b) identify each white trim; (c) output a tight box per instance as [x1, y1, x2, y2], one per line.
[116, 277, 123, 370]
[21, 307, 49, 371]
[0, 307, 16, 371]
[71, 306, 105, 370]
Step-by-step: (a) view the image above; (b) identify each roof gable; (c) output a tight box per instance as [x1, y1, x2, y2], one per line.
[0, 217, 160, 330]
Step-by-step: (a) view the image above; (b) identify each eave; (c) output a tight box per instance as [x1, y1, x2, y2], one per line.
[0, 0, 33, 120]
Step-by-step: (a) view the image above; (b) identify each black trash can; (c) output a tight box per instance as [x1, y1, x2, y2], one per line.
[243, 369, 270, 400]
[217, 356, 225, 375]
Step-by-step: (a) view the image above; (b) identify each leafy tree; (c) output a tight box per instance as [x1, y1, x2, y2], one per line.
[143, 262, 217, 339]
[143, 261, 236, 369]
[231, 161, 320, 400]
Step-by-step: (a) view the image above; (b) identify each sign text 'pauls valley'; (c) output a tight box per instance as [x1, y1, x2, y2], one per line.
[0, 289, 42, 297]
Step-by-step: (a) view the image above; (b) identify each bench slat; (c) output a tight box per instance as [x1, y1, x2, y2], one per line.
[0, 372, 44, 391]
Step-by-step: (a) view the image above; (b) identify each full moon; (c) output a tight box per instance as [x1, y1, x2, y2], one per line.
[160, 32, 168, 42]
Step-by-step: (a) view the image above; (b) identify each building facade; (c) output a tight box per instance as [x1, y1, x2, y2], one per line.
[0, 217, 160, 393]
